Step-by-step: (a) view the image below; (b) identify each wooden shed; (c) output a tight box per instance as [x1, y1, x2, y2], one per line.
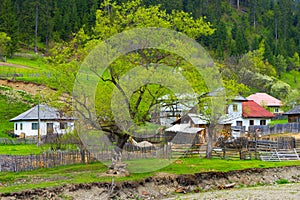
[284, 105, 300, 123]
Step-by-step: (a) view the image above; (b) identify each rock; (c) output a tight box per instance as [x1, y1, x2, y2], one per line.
[175, 187, 186, 194]
[218, 182, 236, 189]
[141, 190, 149, 196]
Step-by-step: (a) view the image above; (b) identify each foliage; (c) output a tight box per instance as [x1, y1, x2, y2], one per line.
[0, 32, 11, 57]
[50, 0, 217, 154]
[275, 179, 289, 184]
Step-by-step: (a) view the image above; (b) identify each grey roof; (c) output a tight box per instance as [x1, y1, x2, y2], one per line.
[284, 105, 300, 115]
[165, 124, 204, 134]
[187, 113, 209, 124]
[232, 95, 247, 101]
[10, 104, 74, 122]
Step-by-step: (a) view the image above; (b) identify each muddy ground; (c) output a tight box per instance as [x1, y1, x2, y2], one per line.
[1, 166, 300, 200]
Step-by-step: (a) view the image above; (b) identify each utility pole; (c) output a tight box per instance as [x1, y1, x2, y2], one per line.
[37, 86, 41, 146]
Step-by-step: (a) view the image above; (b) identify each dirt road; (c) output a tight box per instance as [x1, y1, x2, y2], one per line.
[165, 183, 300, 200]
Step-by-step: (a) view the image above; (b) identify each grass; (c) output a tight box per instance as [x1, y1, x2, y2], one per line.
[0, 157, 299, 193]
[276, 179, 289, 184]
[280, 70, 300, 89]
[0, 93, 32, 138]
[269, 119, 288, 126]
[1, 55, 52, 85]
[6, 56, 47, 70]
[0, 144, 51, 155]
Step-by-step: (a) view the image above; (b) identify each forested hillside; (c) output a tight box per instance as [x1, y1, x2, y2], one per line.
[1, 0, 300, 104]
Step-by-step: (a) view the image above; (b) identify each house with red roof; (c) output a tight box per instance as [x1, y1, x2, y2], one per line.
[246, 93, 283, 115]
[224, 97, 275, 131]
[242, 100, 275, 127]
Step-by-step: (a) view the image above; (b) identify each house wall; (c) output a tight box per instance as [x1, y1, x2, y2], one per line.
[241, 118, 271, 130]
[13, 121, 74, 137]
[227, 101, 272, 131]
[268, 106, 283, 114]
[228, 101, 243, 115]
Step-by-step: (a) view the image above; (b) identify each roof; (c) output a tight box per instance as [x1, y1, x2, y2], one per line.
[242, 101, 275, 118]
[10, 104, 74, 122]
[231, 95, 247, 101]
[165, 124, 204, 134]
[247, 93, 283, 107]
[284, 105, 300, 115]
[187, 113, 209, 125]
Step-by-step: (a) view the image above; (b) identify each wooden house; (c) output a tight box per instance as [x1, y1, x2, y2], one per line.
[284, 105, 300, 123]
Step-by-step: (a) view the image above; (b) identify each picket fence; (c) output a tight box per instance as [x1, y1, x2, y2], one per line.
[0, 144, 171, 172]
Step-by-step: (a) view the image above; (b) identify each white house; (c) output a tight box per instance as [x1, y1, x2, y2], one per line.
[224, 96, 275, 131]
[10, 104, 75, 137]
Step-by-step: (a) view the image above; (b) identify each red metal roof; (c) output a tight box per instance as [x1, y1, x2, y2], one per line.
[242, 100, 275, 118]
[247, 93, 283, 107]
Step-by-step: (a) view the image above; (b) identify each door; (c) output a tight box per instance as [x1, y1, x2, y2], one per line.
[47, 123, 54, 134]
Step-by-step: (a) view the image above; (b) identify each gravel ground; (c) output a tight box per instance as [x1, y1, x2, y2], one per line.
[164, 183, 300, 200]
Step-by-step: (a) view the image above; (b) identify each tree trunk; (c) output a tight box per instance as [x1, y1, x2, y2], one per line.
[107, 133, 130, 175]
[206, 126, 213, 158]
[206, 123, 217, 159]
[34, 4, 38, 54]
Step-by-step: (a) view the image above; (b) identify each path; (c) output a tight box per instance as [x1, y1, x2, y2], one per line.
[0, 79, 46, 95]
[0, 62, 30, 69]
[164, 183, 300, 200]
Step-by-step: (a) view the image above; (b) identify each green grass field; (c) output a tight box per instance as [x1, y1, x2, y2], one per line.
[0, 144, 51, 155]
[0, 157, 299, 193]
[6, 56, 47, 69]
[0, 55, 52, 85]
[0, 93, 32, 138]
[280, 70, 300, 89]
[269, 119, 288, 125]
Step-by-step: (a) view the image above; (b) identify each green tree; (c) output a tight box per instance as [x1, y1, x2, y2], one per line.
[50, 0, 218, 167]
[0, 0, 18, 56]
[273, 54, 287, 77]
[0, 32, 11, 58]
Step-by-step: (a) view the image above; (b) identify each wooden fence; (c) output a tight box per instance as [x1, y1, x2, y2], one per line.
[0, 138, 37, 145]
[0, 144, 172, 172]
[249, 123, 300, 135]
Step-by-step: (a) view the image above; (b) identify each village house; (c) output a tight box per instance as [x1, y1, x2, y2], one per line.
[164, 94, 275, 140]
[166, 113, 232, 144]
[246, 93, 283, 115]
[283, 105, 300, 123]
[224, 96, 274, 128]
[10, 104, 75, 137]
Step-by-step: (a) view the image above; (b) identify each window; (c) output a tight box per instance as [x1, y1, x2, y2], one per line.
[233, 104, 238, 112]
[236, 121, 243, 126]
[260, 120, 266, 125]
[274, 108, 279, 113]
[15, 123, 18, 130]
[32, 123, 38, 130]
[60, 122, 68, 129]
[20, 123, 23, 130]
[250, 120, 254, 125]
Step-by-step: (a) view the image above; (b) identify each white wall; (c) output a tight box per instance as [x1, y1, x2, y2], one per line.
[227, 101, 271, 131]
[13, 121, 74, 137]
[231, 118, 271, 131]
